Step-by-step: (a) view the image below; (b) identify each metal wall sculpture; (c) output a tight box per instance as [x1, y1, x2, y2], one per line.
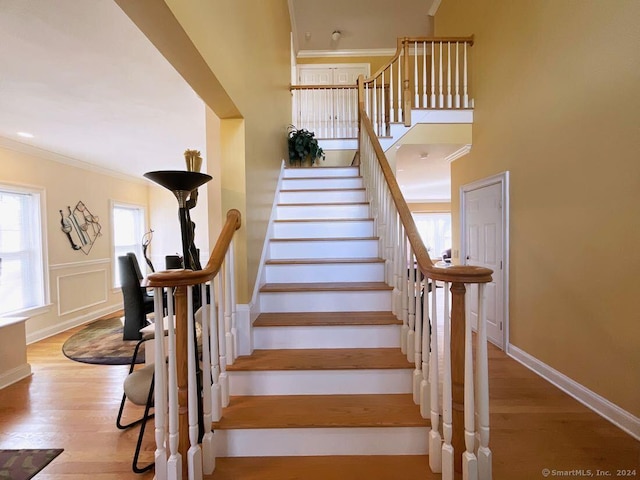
[58, 201, 102, 254]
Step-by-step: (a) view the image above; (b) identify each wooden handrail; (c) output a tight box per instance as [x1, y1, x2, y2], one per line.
[290, 84, 357, 90]
[358, 104, 491, 285]
[145, 208, 242, 288]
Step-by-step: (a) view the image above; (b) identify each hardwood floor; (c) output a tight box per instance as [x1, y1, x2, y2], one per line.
[0, 321, 637, 479]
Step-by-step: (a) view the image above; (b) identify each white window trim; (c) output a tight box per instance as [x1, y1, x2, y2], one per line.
[110, 200, 147, 290]
[0, 181, 50, 316]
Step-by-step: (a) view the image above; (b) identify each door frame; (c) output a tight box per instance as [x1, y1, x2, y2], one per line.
[460, 171, 510, 352]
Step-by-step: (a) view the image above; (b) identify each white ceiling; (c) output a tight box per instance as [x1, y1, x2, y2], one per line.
[0, 0, 205, 180]
[0, 0, 455, 201]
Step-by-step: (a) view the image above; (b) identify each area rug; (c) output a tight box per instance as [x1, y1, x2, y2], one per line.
[0, 449, 63, 480]
[62, 317, 144, 365]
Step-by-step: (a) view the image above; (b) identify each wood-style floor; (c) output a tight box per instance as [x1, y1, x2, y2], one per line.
[0, 321, 637, 479]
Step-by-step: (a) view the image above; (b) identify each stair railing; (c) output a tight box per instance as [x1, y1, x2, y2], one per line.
[290, 84, 359, 139]
[361, 36, 474, 130]
[145, 208, 241, 480]
[357, 86, 492, 479]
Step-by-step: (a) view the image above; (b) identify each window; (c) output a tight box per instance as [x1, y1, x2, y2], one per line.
[0, 185, 46, 315]
[112, 203, 146, 288]
[412, 212, 452, 259]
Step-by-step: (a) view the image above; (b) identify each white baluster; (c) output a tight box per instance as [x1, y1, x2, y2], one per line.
[228, 245, 238, 362]
[430, 42, 436, 108]
[414, 41, 419, 107]
[422, 41, 428, 107]
[389, 63, 395, 122]
[476, 283, 492, 479]
[447, 42, 452, 108]
[199, 284, 215, 475]
[429, 277, 442, 472]
[381, 70, 386, 135]
[397, 52, 403, 120]
[373, 78, 379, 136]
[186, 288, 203, 480]
[217, 276, 229, 408]
[209, 279, 221, 422]
[463, 42, 469, 108]
[439, 42, 444, 108]
[224, 261, 234, 366]
[420, 274, 431, 418]
[455, 42, 461, 108]
[462, 283, 479, 480]
[365, 83, 370, 120]
[407, 247, 416, 364]
[442, 283, 454, 479]
[154, 288, 168, 480]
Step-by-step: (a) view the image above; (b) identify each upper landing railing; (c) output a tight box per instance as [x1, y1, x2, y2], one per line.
[291, 36, 474, 139]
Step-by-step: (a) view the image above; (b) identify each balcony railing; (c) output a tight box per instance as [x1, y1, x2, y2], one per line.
[292, 36, 474, 140]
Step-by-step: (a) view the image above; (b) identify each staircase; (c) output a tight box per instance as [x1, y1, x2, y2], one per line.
[211, 166, 430, 478]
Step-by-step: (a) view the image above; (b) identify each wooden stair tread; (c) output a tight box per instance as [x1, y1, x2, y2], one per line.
[255, 311, 400, 326]
[228, 348, 412, 371]
[207, 455, 431, 480]
[212, 394, 428, 429]
[259, 282, 392, 293]
[270, 236, 377, 242]
[281, 187, 365, 192]
[265, 257, 384, 265]
[274, 218, 374, 223]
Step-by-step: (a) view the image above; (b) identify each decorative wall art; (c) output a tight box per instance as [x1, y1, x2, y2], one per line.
[58, 201, 102, 255]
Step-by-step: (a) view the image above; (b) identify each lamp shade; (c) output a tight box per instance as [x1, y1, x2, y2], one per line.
[144, 170, 212, 193]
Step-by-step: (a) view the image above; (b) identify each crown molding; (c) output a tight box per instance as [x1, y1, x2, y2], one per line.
[0, 136, 146, 185]
[445, 144, 472, 163]
[297, 48, 396, 58]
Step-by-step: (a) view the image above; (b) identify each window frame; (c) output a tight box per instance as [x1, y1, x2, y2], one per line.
[0, 182, 50, 316]
[110, 200, 147, 289]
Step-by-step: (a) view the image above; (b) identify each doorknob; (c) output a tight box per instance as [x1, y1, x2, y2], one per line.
[466, 255, 470, 260]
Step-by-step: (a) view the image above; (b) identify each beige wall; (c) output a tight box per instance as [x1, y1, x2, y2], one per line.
[436, 0, 640, 415]
[159, 0, 291, 304]
[0, 143, 149, 340]
[408, 202, 451, 213]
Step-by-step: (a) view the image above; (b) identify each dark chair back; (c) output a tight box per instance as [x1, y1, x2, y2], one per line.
[118, 254, 154, 340]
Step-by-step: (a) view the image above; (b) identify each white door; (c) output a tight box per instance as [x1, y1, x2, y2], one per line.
[296, 64, 368, 138]
[463, 181, 505, 348]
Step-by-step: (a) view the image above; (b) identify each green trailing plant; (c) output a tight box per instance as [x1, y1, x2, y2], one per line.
[287, 125, 325, 166]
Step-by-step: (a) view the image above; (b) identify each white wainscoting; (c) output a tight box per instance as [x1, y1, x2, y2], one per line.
[56, 268, 108, 316]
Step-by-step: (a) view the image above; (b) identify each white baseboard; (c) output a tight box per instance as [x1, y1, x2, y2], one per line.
[508, 345, 640, 440]
[0, 364, 32, 389]
[26, 304, 122, 344]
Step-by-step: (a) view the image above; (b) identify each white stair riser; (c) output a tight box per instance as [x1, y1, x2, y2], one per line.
[284, 167, 359, 178]
[265, 262, 385, 283]
[270, 239, 379, 259]
[281, 177, 363, 190]
[279, 189, 366, 204]
[259, 290, 391, 313]
[229, 369, 412, 395]
[276, 204, 369, 220]
[273, 220, 374, 239]
[215, 427, 429, 456]
[254, 325, 400, 349]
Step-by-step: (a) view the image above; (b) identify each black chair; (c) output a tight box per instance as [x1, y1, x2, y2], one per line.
[119, 254, 154, 341]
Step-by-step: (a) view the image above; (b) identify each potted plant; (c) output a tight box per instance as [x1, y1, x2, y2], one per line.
[287, 125, 325, 167]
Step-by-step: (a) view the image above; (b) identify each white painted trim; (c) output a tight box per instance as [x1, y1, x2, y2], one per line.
[56, 268, 108, 316]
[508, 345, 640, 441]
[49, 258, 111, 270]
[250, 161, 286, 309]
[297, 48, 396, 58]
[0, 364, 32, 390]
[460, 171, 510, 351]
[296, 63, 371, 77]
[215, 426, 429, 456]
[0, 136, 146, 184]
[27, 303, 121, 344]
[445, 144, 471, 164]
